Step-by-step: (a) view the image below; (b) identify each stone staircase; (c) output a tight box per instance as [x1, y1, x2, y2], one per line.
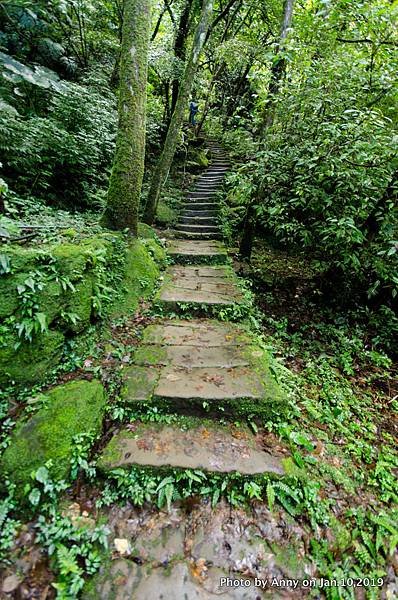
[99, 141, 285, 480]
[172, 142, 230, 240]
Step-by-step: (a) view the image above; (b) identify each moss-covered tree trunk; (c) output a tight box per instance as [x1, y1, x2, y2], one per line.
[143, 0, 213, 225]
[102, 0, 151, 235]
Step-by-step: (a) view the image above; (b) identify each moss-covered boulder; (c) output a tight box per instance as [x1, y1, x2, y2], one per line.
[0, 329, 65, 387]
[0, 230, 166, 387]
[110, 239, 166, 316]
[0, 379, 106, 491]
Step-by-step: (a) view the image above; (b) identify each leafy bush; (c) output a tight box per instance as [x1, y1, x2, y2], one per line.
[0, 62, 116, 210]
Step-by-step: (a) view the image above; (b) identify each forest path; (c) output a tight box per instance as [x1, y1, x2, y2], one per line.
[86, 144, 293, 600]
[99, 141, 285, 477]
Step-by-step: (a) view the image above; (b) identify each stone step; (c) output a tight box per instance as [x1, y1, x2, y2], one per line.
[172, 230, 222, 240]
[197, 172, 225, 178]
[98, 421, 284, 476]
[110, 319, 284, 418]
[183, 202, 218, 210]
[156, 265, 243, 306]
[175, 223, 219, 234]
[167, 240, 228, 265]
[178, 216, 217, 225]
[194, 183, 221, 190]
[167, 240, 227, 264]
[180, 210, 218, 218]
[188, 190, 217, 198]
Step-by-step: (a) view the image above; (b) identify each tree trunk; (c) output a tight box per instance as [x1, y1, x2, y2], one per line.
[239, 203, 256, 259]
[171, 0, 194, 115]
[143, 0, 213, 225]
[259, 0, 295, 134]
[102, 0, 151, 235]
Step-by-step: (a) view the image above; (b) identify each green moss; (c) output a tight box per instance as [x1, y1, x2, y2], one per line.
[0, 379, 106, 491]
[121, 365, 160, 402]
[65, 276, 94, 332]
[138, 222, 158, 239]
[0, 235, 166, 387]
[0, 329, 65, 387]
[0, 246, 40, 274]
[133, 345, 168, 366]
[143, 239, 167, 266]
[110, 239, 162, 316]
[155, 201, 177, 226]
[0, 272, 24, 318]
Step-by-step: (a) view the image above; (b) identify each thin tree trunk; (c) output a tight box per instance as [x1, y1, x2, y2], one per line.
[102, 0, 151, 235]
[239, 203, 256, 259]
[143, 0, 213, 225]
[259, 0, 295, 133]
[171, 0, 194, 115]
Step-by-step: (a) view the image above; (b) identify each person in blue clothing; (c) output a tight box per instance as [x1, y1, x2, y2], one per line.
[189, 99, 199, 125]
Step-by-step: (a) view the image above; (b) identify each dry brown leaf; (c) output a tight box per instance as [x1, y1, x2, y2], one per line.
[166, 373, 181, 381]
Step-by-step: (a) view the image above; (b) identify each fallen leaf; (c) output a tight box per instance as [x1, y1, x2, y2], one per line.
[190, 558, 208, 582]
[166, 373, 181, 381]
[2, 574, 21, 594]
[137, 439, 152, 451]
[114, 538, 131, 556]
[313, 441, 325, 456]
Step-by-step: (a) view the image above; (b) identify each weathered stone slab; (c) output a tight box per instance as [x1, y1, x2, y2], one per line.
[121, 366, 159, 402]
[134, 344, 249, 368]
[142, 320, 249, 346]
[159, 286, 241, 305]
[83, 561, 259, 600]
[98, 422, 284, 475]
[168, 266, 232, 278]
[158, 265, 243, 306]
[167, 240, 227, 257]
[155, 366, 266, 401]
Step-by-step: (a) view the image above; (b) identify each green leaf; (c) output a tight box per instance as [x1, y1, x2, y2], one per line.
[28, 488, 41, 506]
[35, 466, 49, 483]
[266, 481, 275, 511]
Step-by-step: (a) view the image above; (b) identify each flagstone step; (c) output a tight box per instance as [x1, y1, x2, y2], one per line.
[141, 319, 249, 346]
[183, 202, 219, 210]
[181, 209, 218, 218]
[157, 264, 242, 305]
[194, 183, 221, 190]
[188, 190, 217, 198]
[178, 216, 218, 225]
[197, 175, 224, 181]
[173, 230, 222, 240]
[167, 240, 228, 264]
[98, 421, 284, 476]
[175, 223, 219, 234]
[112, 320, 284, 417]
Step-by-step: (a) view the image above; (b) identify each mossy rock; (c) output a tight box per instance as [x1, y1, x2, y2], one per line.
[0, 329, 65, 387]
[0, 246, 40, 274]
[138, 222, 158, 240]
[155, 201, 177, 227]
[64, 276, 94, 332]
[110, 240, 162, 316]
[0, 379, 106, 492]
[143, 239, 167, 266]
[0, 272, 24, 319]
